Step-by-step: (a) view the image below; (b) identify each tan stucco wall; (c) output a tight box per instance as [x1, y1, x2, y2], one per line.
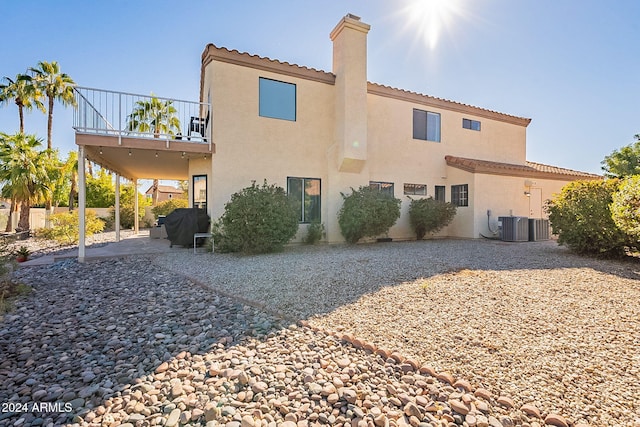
[202, 60, 335, 230]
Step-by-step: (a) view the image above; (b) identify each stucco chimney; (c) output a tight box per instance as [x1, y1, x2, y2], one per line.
[330, 14, 370, 173]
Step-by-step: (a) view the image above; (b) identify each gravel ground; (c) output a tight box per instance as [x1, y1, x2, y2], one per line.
[0, 238, 639, 427]
[155, 239, 640, 427]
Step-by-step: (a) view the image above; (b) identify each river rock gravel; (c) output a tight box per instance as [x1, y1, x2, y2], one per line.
[0, 238, 639, 427]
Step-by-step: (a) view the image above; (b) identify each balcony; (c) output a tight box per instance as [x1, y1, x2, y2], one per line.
[73, 87, 212, 180]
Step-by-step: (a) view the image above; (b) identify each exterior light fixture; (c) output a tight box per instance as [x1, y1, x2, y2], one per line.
[128, 150, 132, 156]
[181, 152, 185, 158]
[99, 147, 103, 155]
[524, 191, 531, 197]
[155, 151, 158, 158]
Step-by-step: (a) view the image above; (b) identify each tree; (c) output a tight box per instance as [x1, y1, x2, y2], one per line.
[601, 135, 640, 178]
[0, 74, 44, 133]
[29, 61, 77, 152]
[610, 175, 640, 243]
[0, 133, 51, 232]
[86, 168, 115, 208]
[126, 95, 181, 206]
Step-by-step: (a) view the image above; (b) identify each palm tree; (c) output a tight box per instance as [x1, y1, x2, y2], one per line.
[0, 74, 45, 133]
[126, 95, 181, 205]
[29, 61, 76, 151]
[0, 133, 51, 232]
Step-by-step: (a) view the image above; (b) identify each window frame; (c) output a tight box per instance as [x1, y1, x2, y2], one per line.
[413, 108, 441, 142]
[451, 184, 469, 207]
[259, 77, 297, 121]
[192, 174, 208, 211]
[369, 181, 395, 196]
[403, 183, 427, 196]
[462, 118, 481, 131]
[435, 185, 446, 202]
[287, 177, 321, 223]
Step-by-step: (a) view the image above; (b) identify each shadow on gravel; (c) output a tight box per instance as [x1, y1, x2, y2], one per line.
[0, 257, 287, 426]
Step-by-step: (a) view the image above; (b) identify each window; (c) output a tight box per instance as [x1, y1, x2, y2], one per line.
[463, 118, 481, 131]
[413, 109, 441, 142]
[451, 184, 468, 207]
[369, 181, 394, 196]
[259, 77, 296, 121]
[435, 185, 446, 202]
[288, 177, 321, 223]
[193, 175, 207, 211]
[404, 183, 427, 196]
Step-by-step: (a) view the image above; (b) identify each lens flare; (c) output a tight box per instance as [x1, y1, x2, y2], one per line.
[400, 0, 467, 50]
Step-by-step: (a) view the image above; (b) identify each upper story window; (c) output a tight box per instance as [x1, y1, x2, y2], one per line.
[413, 109, 441, 142]
[259, 77, 296, 121]
[462, 118, 481, 131]
[370, 181, 395, 196]
[404, 183, 427, 196]
[451, 184, 469, 207]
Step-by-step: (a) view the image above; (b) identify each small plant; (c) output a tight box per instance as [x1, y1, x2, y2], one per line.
[0, 282, 32, 316]
[610, 175, 640, 243]
[304, 221, 324, 244]
[15, 246, 30, 262]
[408, 197, 457, 240]
[338, 186, 401, 244]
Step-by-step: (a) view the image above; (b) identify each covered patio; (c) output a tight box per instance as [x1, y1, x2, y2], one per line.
[73, 87, 212, 261]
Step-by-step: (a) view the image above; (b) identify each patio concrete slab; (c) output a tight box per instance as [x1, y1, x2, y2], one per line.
[19, 231, 186, 266]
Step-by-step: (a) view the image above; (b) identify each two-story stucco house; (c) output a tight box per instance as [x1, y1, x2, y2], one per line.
[193, 14, 598, 242]
[74, 14, 599, 254]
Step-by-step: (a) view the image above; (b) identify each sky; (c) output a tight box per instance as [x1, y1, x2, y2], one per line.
[1, 0, 639, 175]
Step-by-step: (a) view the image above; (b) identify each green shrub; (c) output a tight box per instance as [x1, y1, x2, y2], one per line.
[546, 179, 631, 257]
[213, 180, 299, 254]
[611, 175, 640, 243]
[408, 197, 457, 239]
[151, 198, 189, 218]
[338, 186, 401, 244]
[37, 209, 105, 245]
[304, 220, 324, 244]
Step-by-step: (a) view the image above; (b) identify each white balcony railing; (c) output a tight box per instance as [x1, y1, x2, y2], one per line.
[73, 87, 210, 147]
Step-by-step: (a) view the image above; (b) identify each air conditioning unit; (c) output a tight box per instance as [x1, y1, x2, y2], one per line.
[498, 216, 529, 242]
[529, 218, 550, 241]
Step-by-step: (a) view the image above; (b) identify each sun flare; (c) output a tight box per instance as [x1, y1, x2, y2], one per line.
[401, 0, 467, 50]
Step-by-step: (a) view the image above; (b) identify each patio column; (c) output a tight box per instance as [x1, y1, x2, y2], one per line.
[78, 145, 86, 262]
[115, 174, 120, 242]
[133, 178, 139, 235]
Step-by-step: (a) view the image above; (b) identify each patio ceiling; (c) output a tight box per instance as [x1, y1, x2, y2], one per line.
[77, 133, 211, 181]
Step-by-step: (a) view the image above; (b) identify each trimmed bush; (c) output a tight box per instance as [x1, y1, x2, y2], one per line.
[546, 179, 631, 257]
[37, 210, 105, 245]
[408, 197, 457, 240]
[304, 220, 324, 245]
[151, 198, 189, 218]
[338, 186, 401, 244]
[213, 180, 299, 254]
[611, 175, 640, 243]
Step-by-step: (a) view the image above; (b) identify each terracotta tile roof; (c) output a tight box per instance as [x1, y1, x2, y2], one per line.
[201, 44, 336, 84]
[367, 83, 532, 127]
[202, 45, 531, 126]
[445, 155, 602, 181]
[145, 185, 183, 195]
